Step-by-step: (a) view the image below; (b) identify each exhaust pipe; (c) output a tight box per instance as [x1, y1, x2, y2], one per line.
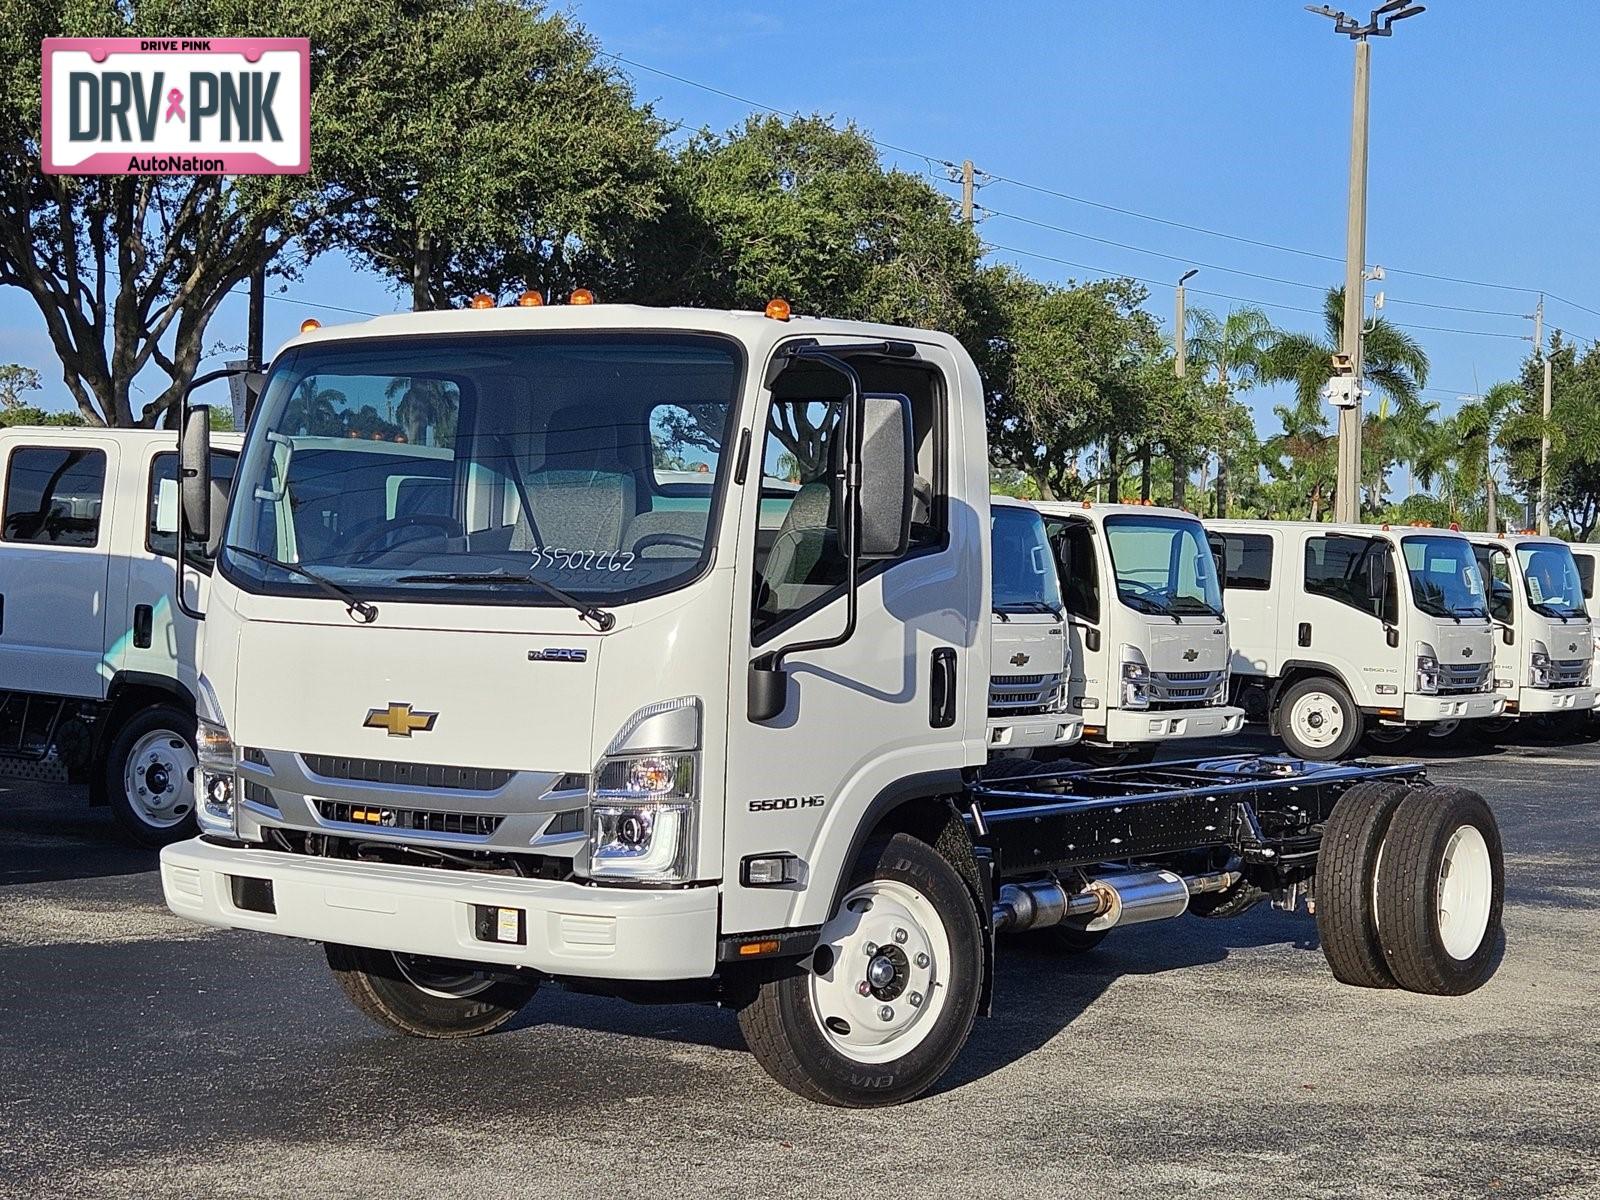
[994, 868, 1240, 934]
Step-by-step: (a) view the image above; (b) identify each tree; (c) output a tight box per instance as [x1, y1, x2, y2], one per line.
[0, 363, 41, 409]
[1182, 306, 1276, 517]
[1501, 335, 1600, 539]
[0, 0, 399, 426]
[1263, 287, 1429, 513]
[319, 0, 666, 310]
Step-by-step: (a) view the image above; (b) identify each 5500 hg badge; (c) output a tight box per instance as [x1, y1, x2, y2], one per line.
[749, 795, 826, 813]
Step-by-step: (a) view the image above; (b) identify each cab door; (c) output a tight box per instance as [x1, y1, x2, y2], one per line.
[721, 346, 982, 935]
[0, 440, 116, 698]
[1045, 516, 1111, 732]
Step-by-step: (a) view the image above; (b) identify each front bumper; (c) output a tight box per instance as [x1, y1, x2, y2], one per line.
[1510, 686, 1598, 715]
[1402, 692, 1506, 723]
[160, 838, 719, 981]
[987, 712, 1083, 751]
[1089, 705, 1245, 746]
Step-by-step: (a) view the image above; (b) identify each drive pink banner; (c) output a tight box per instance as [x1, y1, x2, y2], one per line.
[41, 37, 310, 175]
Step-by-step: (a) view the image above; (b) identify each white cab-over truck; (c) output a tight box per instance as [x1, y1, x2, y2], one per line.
[1568, 543, 1600, 713]
[985, 496, 1080, 756]
[1465, 532, 1595, 727]
[158, 303, 1503, 1106]
[0, 426, 241, 844]
[1207, 520, 1505, 759]
[1033, 502, 1244, 762]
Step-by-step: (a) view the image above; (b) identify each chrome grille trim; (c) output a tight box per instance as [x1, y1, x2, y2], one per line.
[313, 798, 504, 839]
[1147, 668, 1227, 709]
[300, 754, 513, 792]
[989, 672, 1064, 715]
[1547, 658, 1588, 688]
[1438, 662, 1492, 694]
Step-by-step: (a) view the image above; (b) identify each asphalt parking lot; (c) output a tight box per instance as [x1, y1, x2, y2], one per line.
[1, 732, 1597, 1200]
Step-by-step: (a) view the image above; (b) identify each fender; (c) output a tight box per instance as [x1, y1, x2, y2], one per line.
[88, 672, 197, 804]
[106, 671, 196, 710]
[1269, 660, 1360, 730]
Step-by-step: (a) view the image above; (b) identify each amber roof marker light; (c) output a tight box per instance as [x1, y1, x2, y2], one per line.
[517, 290, 544, 307]
[299, 318, 321, 333]
[765, 297, 791, 321]
[468, 293, 495, 309]
[570, 288, 596, 305]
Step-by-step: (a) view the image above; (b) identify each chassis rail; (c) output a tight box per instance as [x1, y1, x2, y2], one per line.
[966, 754, 1425, 879]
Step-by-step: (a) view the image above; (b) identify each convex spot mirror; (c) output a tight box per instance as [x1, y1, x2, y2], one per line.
[180, 403, 213, 543]
[856, 392, 914, 560]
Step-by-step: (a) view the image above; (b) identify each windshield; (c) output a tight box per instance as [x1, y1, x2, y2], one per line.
[1515, 542, 1588, 617]
[991, 503, 1062, 613]
[1401, 535, 1487, 619]
[1103, 514, 1222, 616]
[222, 333, 742, 606]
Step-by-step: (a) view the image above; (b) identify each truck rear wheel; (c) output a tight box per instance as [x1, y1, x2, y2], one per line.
[1276, 677, 1362, 761]
[1315, 779, 1411, 988]
[324, 944, 539, 1038]
[1373, 786, 1503, 995]
[737, 832, 983, 1107]
[104, 704, 198, 848]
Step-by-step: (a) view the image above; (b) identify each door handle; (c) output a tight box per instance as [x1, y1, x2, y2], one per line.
[0, 593, 5, 635]
[930, 647, 957, 729]
[133, 604, 153, 649]
[1297, 621, 1312, 647]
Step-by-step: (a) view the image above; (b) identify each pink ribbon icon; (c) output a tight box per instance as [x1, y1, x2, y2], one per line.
[164, 88, 185, 123]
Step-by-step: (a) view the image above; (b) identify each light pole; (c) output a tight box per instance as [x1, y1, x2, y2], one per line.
[1172, 269, 1198, 509]
[1308, 2, 1425, 523]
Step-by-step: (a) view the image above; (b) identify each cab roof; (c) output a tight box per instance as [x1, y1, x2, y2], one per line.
[1032, 499, 1203, 522]
[0, 425, 244, 450]
[1205, 518, 1473, 540]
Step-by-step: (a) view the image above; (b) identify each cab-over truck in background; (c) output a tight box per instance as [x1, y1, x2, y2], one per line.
[0, 426, 240, 845]
[157, 302, 1504, 1106]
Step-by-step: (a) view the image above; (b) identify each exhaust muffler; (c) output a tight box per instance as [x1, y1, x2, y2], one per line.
[994, 868, 1239, 934]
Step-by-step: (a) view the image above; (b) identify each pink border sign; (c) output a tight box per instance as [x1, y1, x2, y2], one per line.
[41, 37, 310, 175]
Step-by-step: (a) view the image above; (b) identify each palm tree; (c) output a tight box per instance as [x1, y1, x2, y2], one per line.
[1183, 306, 1276, 517]
[1453, 382, 1521, 531]
[1264, 287, 1429, 513]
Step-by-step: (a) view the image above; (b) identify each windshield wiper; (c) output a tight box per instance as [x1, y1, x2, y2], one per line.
[995, 600, 1063, 619]
[226, 546, 378, 624]
[1529, 600, 1579, 621]
[394, 570, 616, 631]
[1120, 589, 1181, 624]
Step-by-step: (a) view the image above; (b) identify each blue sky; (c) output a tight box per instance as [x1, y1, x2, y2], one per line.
[6, 0, 1598, 436]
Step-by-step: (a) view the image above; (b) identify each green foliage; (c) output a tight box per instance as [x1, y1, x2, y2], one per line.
[0, 363, 41, 409]
[1500, 335, 1600, 539]
[0, 404, 85, 428]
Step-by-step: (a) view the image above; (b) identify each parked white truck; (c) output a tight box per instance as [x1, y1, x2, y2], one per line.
[1032, 501, 1243, 762]
[1465, 531, 1596, 727]
[1207, 520, 1505, 759]
[986, 497, 1080, 756]
[157, 302, 1503, 1106]
[0, 425, 241, 844]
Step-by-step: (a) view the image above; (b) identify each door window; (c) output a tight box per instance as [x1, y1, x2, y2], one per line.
[3, 447, 106, 547]
[751, 398, 848, 639]
[1304, 535, 1396, 623]
[1212, 532, 1273, 590]
[1046, 518, 1101, 623]
[148, 451, 240, 568]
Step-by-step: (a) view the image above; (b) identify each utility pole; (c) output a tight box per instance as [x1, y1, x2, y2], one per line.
[1308, 2, 1426, 524]
[1540, 353, 1553, 535]
[1172, 269, 1198, 509]
[961, 159, 975, 226]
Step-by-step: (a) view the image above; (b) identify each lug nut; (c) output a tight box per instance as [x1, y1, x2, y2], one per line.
[908, 992, 923, 1008]
[878, 1005, 894, 1022]
[857, 980, 871, 996]
[893, 927, 908, 944]
[863, 942, 877, 956]
[914, 952, 930, 969]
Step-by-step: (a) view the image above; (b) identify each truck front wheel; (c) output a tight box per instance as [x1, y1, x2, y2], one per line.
[737, 832, 983, 1107]
[324, 944, 539, 1038]
[104, 704, 198, 848]
[1275, 677, 1362, 761]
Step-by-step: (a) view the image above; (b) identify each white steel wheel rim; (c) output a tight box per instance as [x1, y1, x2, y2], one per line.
[392, 953, 497, 1000]
[1289, 691, 1345, 750]
[1426, 720, 1461, 740]
[1437, 824, 1493, 960]
[809, 878, 952, 1065]
[124, 730, 196, 828]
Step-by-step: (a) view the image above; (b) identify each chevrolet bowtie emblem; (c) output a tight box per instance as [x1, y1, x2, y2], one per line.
[1183, 647, 1200, 662]
[1010, 652, 1030, 667]
[364, 703, 438, 737]
[1462, 648, 1474, 658]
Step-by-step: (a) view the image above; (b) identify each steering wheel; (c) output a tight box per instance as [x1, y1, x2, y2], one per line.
[1118, 577, 1169, 599]
[345, 514, 464, 563]
[631, 532, 705, 555]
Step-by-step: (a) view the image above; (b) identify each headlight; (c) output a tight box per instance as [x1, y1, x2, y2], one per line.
[1414, 643, 1440, 695]
[586, 699, 701, 885]
[195, 716, 236, 836]
[1120, 645, 1150, 710]
[1530, 641, 1552, 688]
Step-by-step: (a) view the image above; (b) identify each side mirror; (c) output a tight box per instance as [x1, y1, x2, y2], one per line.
[1501, 624, 1515, 647]
[1211, 549, 1228, 587]
[856, 392, 914, 560]
[180, 404, 213, 542]
[1367, 561, 1387, 601]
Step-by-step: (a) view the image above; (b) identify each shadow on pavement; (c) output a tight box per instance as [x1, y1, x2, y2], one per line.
[0, 777, 153, 887]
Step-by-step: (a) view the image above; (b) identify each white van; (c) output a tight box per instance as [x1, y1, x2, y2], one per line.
[0, 426, 241, 844]
[1466, 532, 1595, 725]
[1207, 520, 1504, 759]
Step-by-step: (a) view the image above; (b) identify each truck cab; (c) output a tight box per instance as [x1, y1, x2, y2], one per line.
[0, 426, 241, 844]
[1466, 532, 1595, 723]
[1033, 502, 1243, 758]
[1207, 520, 1505, 759]
[986, 496, 1080, 755]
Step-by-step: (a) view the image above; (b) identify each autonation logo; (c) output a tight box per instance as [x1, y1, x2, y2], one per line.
[42, 37, 308, 176]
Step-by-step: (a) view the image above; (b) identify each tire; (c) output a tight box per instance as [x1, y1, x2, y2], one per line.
[1189, 880, 1268, 919]
[1373, 786, 1504, 996]
[1073, 741, 1158, 768]
[103, 703, 198, 848]
[1363, 721, 1415, 753]
[737, 832, 983, 1107]
[1275, 676, 1362, 761]
[1044, 922, 1109, 953]
[1315, 779, 1412, 988]
[324, 943, 540, 1038]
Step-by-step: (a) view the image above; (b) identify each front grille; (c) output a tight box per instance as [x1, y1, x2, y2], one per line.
[989, 672, 1063, 715]
[313, 799, 505, 838]
[1438, 662, 1492, 694]
[1547, 658, 1588, 688]
[241, 779, 278, 809]
[301, 754, 513, 792]
[1148, 668, 1226, 709]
